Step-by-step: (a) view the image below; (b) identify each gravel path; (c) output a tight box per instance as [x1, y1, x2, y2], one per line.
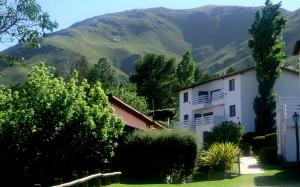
[240, 156, 264, 174]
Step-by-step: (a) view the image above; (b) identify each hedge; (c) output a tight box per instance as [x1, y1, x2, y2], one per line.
[259, 146, 278, 165]
[203, 121, 244, 148]
[121, 130, 198, 183]
[252, 136, 265, 154]
[252, 133, 277, 155]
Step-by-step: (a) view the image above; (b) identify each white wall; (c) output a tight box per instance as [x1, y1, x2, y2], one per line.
[240, 70, 258, 132]
[240, 70, 300, 133]
[224, 75, 242, 124]
[192, 80, 224, 99]
[179, 88, 193, 122]
[275, 71, 300, 97]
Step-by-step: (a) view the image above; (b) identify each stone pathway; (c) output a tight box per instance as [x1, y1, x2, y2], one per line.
[240, 156, 264, 174]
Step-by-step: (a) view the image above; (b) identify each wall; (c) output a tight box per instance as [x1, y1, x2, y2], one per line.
[179, 88, 193, 122]
[110, 103, 149, 130]
[224, 74, 242, 124]
[240, 70, 258, 132]
[275, 71, 300, 97]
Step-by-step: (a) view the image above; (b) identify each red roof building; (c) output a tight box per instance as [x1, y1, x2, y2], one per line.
[108, 95, 166, 130]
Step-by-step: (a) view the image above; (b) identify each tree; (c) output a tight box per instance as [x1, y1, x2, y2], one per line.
[248, 0, 287, 135]
[0, 64, 125, 185]
[107, 84, 149, 113]
[56, 54, 89, 83]
[176, 50, 195, 88]
[87, 58, 124, 89]
[194, 66, 217, 83]
[226, 67, 235, 74]
[0, 0, 58, 48]
[130, 54, 177, 110]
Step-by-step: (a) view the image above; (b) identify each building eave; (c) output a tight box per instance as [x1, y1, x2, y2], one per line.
[108, 94, 166, 130]
[177, 66, 299, 92]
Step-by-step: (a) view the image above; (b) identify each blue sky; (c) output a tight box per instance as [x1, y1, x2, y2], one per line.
[0, 0, 298, 50]
[37, 0, 300, 30]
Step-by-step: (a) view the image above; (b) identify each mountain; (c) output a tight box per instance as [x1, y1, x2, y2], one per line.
[1, 5, 300, 86]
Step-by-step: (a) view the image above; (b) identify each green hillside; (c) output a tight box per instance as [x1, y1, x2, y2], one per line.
[2, 6, 300, 86]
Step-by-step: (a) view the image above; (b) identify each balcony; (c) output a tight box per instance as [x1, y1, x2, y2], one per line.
[177, 120, 195, 131]
[192, 95, 210, 109]
[195, 115, 225, 126]
[211, 90, 225, 105]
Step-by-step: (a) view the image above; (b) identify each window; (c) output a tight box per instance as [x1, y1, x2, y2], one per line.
[184, 115, 189, 121]
[183, 92, 188, 103]
[198, 91, 208, 96]
[211, 89, 220, 98]
[194, 113, 202, 119]
[203, 112, 213, 117]
[230, 105, 236, 117]
[229, 79, 235, 91]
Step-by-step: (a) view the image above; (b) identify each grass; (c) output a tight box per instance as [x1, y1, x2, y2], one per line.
[112, 168, 300, 187]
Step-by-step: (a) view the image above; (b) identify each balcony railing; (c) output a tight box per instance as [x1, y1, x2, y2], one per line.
[192, 95, 210, 105]
[195, 115, 225, 126]
[178, 120, 195, 131]
[212, 90, 225, 101]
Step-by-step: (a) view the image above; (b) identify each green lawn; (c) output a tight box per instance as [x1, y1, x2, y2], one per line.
[112, 169, 300, 187]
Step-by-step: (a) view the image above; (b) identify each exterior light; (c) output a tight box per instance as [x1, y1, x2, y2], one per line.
[293, 112, 299, 124]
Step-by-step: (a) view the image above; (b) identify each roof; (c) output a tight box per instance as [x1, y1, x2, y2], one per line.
[177, 66, 299, 91]
[108, 94, 166, 130]
[293, 40, 300, 56]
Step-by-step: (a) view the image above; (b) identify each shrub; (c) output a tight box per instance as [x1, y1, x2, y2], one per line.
[204, 121, 244, 148]
[199, 143, 240, 173]
[259, 146, 278, 165]
[252, 136, 265, 154]
[264, 133, 277, 147]
[0, 64, 125, 186]
[252, 133, 277, 155]
[242, 132, 258, 145]
[121, 130, 198, 183]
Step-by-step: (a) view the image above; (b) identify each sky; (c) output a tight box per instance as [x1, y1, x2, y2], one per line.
[37, 0, 300, 30]
[1, 0, 299, 50]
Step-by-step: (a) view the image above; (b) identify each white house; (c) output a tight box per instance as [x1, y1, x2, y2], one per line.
[276, 41, 300, 162]
[277, 97, 300, 162]
[178, 66, 300, 145]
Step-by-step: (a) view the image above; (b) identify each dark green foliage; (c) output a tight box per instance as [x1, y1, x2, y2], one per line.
[0, 64, 125, 186]
[265, 133, 277, 146]
[241, 132, 259, 155]
[55, 55, 89, 83]
[88, 58, 127, 89]
[249, 0, 287, 135]
[130, 54, 177, 109]
[194, 66, 218, 83]
[121, 130, 198, 183]
[106, 84, 149, 113]
[176, 50, 195, 88]
[0, 0, 58, 48]
[252, 133, 277, 156]
[259, 146, 278, 165]
[204, 121, 244, 148]
[226, 67, 235, 74]
[242, 132, 258, 145]
[148, 108, 176, 121]
[252, 136, 266, 154]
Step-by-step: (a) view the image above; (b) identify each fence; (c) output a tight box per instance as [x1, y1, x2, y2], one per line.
[48, 171, 121, 187]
